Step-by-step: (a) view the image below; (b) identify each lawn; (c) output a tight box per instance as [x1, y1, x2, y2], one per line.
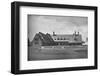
[28, 45, 88, 61]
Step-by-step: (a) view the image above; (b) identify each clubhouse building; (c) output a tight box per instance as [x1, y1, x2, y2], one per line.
[31, 32, 85, 46]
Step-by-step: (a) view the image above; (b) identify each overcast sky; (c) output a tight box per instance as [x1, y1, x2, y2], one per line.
[28, 15, 88, 41]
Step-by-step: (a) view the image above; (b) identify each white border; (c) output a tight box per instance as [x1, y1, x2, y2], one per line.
[20, 6, 95, 70]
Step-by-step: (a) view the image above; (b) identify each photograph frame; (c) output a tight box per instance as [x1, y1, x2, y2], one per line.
[11, 1, 98, 74]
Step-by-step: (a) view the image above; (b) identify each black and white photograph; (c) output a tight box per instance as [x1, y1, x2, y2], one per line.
[11, 1, 97, 74]
[28, 15, 88, 61]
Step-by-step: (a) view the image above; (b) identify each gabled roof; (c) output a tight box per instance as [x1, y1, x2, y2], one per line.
[32, 32, 55, 44]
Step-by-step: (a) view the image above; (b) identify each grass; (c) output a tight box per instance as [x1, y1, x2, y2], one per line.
[28, 45, 88, 61]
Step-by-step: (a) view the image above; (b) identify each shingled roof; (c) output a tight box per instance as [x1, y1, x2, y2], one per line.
[32, 32, 56, 46]
[51, 34, 82, 42]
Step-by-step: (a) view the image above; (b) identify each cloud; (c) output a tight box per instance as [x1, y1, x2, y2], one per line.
[28, 15, 88, 41]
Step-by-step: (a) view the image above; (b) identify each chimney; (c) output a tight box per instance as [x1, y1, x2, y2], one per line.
[78, 32, 79, 35]
[53, 32, 56, 36]
[74, 31, 76, 35]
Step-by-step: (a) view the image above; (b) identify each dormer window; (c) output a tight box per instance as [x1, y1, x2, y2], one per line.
[64, 38, 66, 40]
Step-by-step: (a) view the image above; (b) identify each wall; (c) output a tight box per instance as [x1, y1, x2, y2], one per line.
[0, 0, 99, 76]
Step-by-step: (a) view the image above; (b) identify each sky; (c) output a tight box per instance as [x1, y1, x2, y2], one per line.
[28, 15, 88, 42]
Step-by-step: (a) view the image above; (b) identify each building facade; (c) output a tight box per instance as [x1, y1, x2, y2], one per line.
[31, 32, 84, 46]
